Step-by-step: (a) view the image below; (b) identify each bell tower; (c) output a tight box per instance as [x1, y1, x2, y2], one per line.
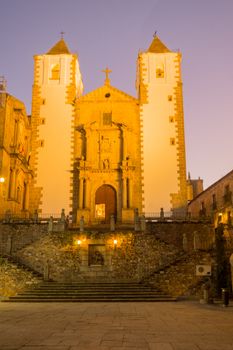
[29, 37, 83, 216]
[137, 35, 187, 215]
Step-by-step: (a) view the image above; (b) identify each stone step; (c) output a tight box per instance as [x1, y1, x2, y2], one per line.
[4, 281, 176, 303]
[40, 282, 141, 286]
[19, 290, 166, 295]
[4, 297, 176, 302]
[35, 286, 156, 290]
[10, 293, 170, 298]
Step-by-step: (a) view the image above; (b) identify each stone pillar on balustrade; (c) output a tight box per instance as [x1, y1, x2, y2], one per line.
[121, 164, 135, 223]
[76, 164, 91, 224]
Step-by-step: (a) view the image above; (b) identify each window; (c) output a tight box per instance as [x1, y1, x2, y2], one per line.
[170, 138, 175, 146]
[50, 64, 60, 80]
[223, 184, 232, 204]
[168, 95, 173, 101]
[169, 116, 175, 123]
[199, 201, 206, 217]
[212, 194, 217, 210]
[156, 65, 164, 78]
[103, 112, 112, 125]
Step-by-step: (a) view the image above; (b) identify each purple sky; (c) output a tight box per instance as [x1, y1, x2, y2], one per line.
[0, 0, 232, 190]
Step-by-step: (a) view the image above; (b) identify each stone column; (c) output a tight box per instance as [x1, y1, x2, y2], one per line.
[183, 233, 188, 252]
[123, 177, 127, 208]
[10, 169, 16, 199]
[128, 178, 132, 208]
[134, 208, 140, 231]
[230, 254, 233, 293]
[77, 129, 83, 159]
[6, 235, 13, 254]
[61, 208, 66, 222]
[80, 216, 84, 232]
[194, 231, 199, 250]
[85, 178, 90, 209]
[140, 215, 146, 231]
[48, 216, 53, 232]
[160, 208, 165, 220]
[23, 182, 29, 210]
[79, 178, 83, 209]
[110, 215, 115, 232]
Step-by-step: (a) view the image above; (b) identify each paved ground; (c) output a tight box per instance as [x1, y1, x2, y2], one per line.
[0, 301, 233, 350]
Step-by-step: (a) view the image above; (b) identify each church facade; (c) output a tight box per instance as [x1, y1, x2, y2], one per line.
[73, 72, 142, 224]
[0, 35, 188, 222]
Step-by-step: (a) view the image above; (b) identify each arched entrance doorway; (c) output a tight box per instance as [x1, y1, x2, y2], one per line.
[95, 185, 117, 223]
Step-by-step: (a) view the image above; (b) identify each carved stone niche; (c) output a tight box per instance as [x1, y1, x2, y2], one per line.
[88, 244, 105, 266]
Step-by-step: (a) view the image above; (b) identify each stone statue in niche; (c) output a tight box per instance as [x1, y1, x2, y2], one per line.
[89, 245, 105, 266]
[90, 250, 104, 265]
[103, 158, 110, 169]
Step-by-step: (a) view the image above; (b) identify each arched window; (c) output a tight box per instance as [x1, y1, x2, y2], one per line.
[50, 64, 60, 80]
[156, 64, 164, 78]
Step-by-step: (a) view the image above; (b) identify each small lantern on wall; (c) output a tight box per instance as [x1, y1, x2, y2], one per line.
[74, 239, 81, 247]
[113, 239, 118, 250]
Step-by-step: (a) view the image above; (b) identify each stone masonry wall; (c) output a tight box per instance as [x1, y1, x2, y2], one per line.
[147, 222, 214, 251]
[148, 250, 215, 298]
[0, 222, 217, 297]
[0, 223, 47, 255]
[0, 257, 41, 299]
[15, 230, 181, 283]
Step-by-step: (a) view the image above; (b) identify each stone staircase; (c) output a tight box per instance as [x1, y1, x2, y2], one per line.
[3, 281, 176, 302]
[147, 251, 213, 298]
[2, 254, 44, 279]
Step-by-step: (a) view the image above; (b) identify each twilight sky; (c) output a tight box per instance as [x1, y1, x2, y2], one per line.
[0, 0, 232, 190]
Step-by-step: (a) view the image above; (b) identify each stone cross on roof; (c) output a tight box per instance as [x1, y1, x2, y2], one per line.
[102, 67, 112, 85]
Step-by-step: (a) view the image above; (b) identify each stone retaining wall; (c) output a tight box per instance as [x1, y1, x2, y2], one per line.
[0, 223, 47, 255]
[15, 230, 181, 283]
[147, 222, 214, 251]
[0, 222, 218, 297]
[0, 257, 41, 299]
[148, 250, 215, 298]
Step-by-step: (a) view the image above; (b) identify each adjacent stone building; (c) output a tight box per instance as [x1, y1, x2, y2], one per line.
[187, 173, 203, 202]
[0, 78, 32, 218]
[188, 169, 233, 227]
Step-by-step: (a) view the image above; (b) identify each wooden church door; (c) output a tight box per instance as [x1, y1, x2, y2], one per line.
[95, 185, 117, 223]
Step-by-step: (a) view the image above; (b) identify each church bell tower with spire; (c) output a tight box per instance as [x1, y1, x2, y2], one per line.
[137, 34, 187, 215]
[29, 36, 83, 216]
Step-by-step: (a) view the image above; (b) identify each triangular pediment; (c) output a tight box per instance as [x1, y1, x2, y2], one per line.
[77, 84, 138, 103]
